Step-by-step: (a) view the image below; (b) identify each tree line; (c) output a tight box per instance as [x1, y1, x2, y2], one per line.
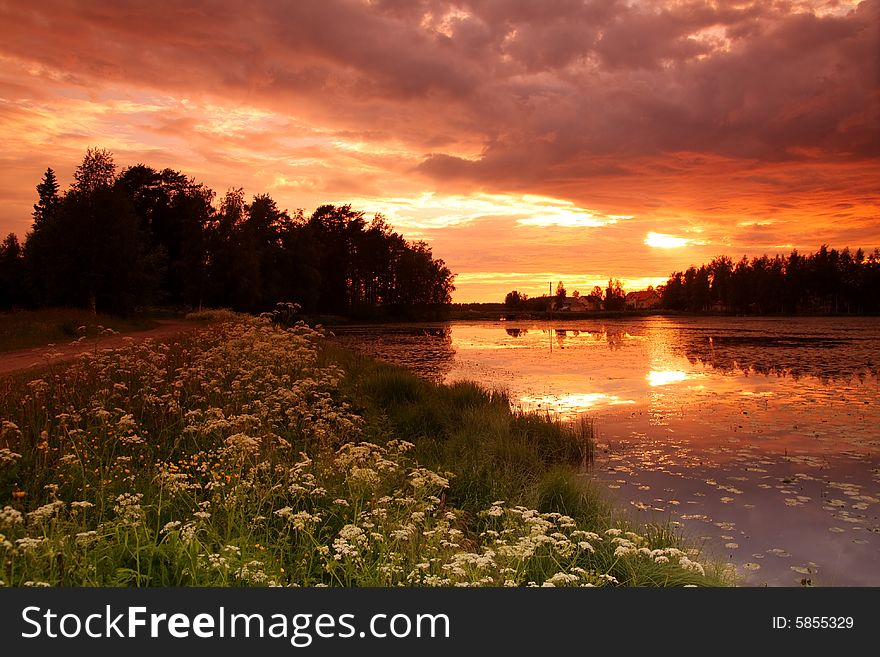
[0, 149, 455, 317]
[504, 278, 628, 311]
[500, 245, 880, 316]
[660, 247, 880, 314]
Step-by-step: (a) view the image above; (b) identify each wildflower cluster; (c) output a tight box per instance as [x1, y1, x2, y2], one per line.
[0, 316, 720, 587]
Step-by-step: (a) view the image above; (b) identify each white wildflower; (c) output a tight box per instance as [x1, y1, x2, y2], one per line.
[75, 531, 98, 545]
[27, 501, 64, 523]
[679, 556, 706, 576]
[161, 521, 182, 534]
[0, 448, 22, 466]
[0, 506, 24, 527]
[113, 493, 144, 525]
[15, 537, 47, 551]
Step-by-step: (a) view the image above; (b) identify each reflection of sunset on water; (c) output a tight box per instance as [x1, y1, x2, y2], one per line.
[519, 393, 635, 412]
[646, 370, 690, 387]
[333, 316, 880, 585]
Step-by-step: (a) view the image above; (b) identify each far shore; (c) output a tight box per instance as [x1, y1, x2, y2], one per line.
[312, 306, 880, 325]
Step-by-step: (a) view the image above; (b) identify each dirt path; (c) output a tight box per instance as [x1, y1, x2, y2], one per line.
[0, 319, 197, 378]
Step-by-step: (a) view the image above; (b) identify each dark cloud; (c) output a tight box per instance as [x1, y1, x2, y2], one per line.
[1, 0, 878, 301]
[2, 0, 876, 169]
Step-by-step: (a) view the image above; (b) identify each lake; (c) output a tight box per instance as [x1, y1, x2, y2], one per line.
[331, 317, 880, 586]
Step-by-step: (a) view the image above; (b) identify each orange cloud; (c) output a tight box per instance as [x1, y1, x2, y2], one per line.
[0, 0, 877, 302]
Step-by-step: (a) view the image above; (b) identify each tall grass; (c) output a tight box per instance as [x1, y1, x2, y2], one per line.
[0, 318, 732, 587]
[0, 308, 158, 353]
[326, 345, 593, 508]
[324, 345, 732, 586]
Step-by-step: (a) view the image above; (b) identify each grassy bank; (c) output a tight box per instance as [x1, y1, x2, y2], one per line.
[0, 316, 731, 586]
[0, 308, 158, 353]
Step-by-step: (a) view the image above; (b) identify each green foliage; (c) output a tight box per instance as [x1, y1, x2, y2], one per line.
[0, 319, 731, 587]
[536, 468, 601, 524]
[343, 352, 603, 515]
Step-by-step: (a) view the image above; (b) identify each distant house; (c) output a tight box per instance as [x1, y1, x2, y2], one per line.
[625, 289, 661, 310]
[568, 296, 602, 312]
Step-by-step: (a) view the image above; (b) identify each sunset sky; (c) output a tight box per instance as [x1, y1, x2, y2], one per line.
[1, 0, 878, 302]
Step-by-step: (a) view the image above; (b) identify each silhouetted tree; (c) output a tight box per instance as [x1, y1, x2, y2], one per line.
[708, 256, 733, 309]
[35, 151, 152, 313]
[661, 246, 880, 315]
[587, 286, 604, 305]
[661, 272, 686, 310]
[117, 165, 212, 306]
[555, 281, 567, 307]
[604, 279, 625, 310]
[505, 290, 527, 307]
[24, 168, 62, 305]
[307, 204, 366, 314]
[73, 148, 116, 194]
[32, 167, 60, 228]
[15, 149, 455, 317]
[0, 233, 25, 309]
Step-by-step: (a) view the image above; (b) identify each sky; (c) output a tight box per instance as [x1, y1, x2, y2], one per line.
[1, 0, 878, 302]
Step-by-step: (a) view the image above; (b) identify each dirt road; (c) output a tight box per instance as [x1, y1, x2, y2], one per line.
[0, 320, 196, 378]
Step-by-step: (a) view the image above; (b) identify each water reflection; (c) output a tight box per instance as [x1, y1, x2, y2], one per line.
[334, 317, 880, 585]
[646, 370, 690, 386]
[678, 328, 879, 381]
[519, 392, 636, 413]
[330, 324, 455, 382]
[503, 325, 630, 350]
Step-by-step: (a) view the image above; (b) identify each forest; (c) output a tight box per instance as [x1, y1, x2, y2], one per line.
[501, 249, 880, 316]
[659, 248, 880, 314]
[0, 149, 455, 317]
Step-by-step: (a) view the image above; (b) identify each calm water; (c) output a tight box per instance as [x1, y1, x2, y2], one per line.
[332, 317, 880, 586]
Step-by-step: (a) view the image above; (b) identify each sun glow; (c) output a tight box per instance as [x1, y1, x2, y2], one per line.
[520, 393, 636, 411]
[646, 370, 689, 386]
[347, 192, 626, 231]
[644, 232, 690, 248]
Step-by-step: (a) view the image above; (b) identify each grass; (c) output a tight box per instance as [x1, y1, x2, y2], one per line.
[0, 308, 158, 353]
[323, 345, 733, 586]
[184, 308, 240, 323]
[323, 345, 594, 506]
[0, 316, 733, 587]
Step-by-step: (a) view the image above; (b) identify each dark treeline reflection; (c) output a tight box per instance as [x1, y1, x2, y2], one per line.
[678, 333, 879, 382]
[0, 149, 454, 317]
[505, 326, 626, 350]
[660, 248, 880, 314]
[330, 326, 455, 382]
[501, 321, 878, 380]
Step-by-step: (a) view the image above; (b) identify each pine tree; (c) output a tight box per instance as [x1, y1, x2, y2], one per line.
[32, 167, 60, 228]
